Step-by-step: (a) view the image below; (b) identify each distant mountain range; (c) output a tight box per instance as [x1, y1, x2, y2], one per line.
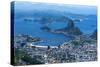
[12, 1, 97, 19]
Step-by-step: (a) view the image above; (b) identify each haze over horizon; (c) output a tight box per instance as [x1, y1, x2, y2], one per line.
[14, 1, 97, 15]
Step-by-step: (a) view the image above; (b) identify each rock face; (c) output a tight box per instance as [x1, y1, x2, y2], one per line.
[66, 26, 82, 35]
[65, 19, 82, 35]
[41, 18, 82, 36]
[55, 19, 82, 35]
[67, 19, 75, 29]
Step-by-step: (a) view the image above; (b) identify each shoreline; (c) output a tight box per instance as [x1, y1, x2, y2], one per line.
[31, 44, 58, 48]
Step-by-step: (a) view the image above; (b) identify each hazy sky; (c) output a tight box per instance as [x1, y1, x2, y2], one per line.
[12, 0, 97, 6]
[14, 1, 97, 15]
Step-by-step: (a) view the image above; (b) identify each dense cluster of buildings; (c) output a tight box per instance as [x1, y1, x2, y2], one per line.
[14, 34, 97, 65]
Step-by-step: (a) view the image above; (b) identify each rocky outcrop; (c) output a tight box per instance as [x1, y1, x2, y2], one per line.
[54, 19, 82, 35]
[40, 16, 82, 36]
[67, 19, 75, 28]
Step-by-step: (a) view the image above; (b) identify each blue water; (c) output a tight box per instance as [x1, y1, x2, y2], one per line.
[75, 16, 97, 34]
[14, 18, 72, 46]
[14, 15, 97, 46]
[14, 2, 97, 46]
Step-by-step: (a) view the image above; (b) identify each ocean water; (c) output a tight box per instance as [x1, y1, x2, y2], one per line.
[74, 15, 97, 34]
[14, 2, 97, 46]
[14, 18, 73, 46]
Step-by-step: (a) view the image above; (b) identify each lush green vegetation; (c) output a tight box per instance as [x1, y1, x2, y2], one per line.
[14, 48, 44, 65]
